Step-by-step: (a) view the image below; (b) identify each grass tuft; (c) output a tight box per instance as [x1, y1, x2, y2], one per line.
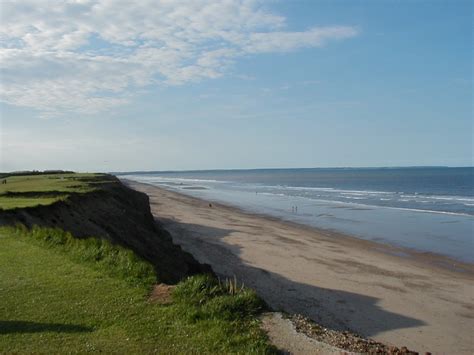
[173, 274, 266, 321]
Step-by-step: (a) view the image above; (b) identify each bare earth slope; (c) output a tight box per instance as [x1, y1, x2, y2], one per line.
[126, 180, 474, 354]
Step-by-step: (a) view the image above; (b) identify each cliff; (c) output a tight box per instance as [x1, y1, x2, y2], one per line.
[0, 175, 211, 283]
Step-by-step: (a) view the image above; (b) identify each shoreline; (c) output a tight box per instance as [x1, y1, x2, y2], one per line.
[125, 179, 474, 354]
[125, 179, 473, 274]
[121, 174, 474, 264]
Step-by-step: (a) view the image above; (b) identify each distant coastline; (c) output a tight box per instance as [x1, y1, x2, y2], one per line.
[112, 165, 470, 175]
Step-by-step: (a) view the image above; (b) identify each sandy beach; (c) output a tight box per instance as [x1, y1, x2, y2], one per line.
[126, 180, 474, 354]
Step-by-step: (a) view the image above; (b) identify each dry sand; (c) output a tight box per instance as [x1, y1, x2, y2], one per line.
[126, 181, 474, 354]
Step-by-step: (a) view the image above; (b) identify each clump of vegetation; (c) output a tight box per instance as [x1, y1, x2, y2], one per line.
[173, 274, 265, 321]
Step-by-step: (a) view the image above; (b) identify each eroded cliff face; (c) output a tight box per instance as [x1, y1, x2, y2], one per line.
[0, 176, 211, 284]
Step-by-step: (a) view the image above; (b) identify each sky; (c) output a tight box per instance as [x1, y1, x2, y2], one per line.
[0, 0, 472, 172]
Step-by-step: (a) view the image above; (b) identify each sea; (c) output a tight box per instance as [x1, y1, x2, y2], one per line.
[120, 167, 474, 263]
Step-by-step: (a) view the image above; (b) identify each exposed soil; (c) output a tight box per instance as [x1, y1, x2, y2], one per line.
[149, 284, 175, 304]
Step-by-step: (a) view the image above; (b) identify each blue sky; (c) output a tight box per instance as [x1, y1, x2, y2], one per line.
[0, 0, 472, 172]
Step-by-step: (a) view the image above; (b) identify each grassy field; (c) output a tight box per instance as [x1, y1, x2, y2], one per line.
[0, 226, 273, 353]
[0, 173, 109, 210]
[0, 196, 60, 209]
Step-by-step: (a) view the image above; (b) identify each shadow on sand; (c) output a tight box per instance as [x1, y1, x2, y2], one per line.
[157, 217, 425, 338]
[0, 320, 93, 334]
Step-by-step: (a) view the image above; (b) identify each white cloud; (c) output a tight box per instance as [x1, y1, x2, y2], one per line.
[243, 26, 359, 53]
[0, 0, 359, 116]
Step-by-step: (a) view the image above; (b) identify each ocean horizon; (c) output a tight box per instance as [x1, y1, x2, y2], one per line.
[121, 166, 474, 263]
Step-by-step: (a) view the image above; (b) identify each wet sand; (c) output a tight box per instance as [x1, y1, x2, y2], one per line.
[126, 180, 474, 354]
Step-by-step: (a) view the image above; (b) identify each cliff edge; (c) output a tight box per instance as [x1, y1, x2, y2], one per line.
[0, 174, 211, 283]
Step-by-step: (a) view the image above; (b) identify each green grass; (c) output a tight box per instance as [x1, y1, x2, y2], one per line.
[0, 173, 110, 210]
[0, 226, 274, 353]
[10, 225, 157, 288]
[0, 196, 62, 209]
